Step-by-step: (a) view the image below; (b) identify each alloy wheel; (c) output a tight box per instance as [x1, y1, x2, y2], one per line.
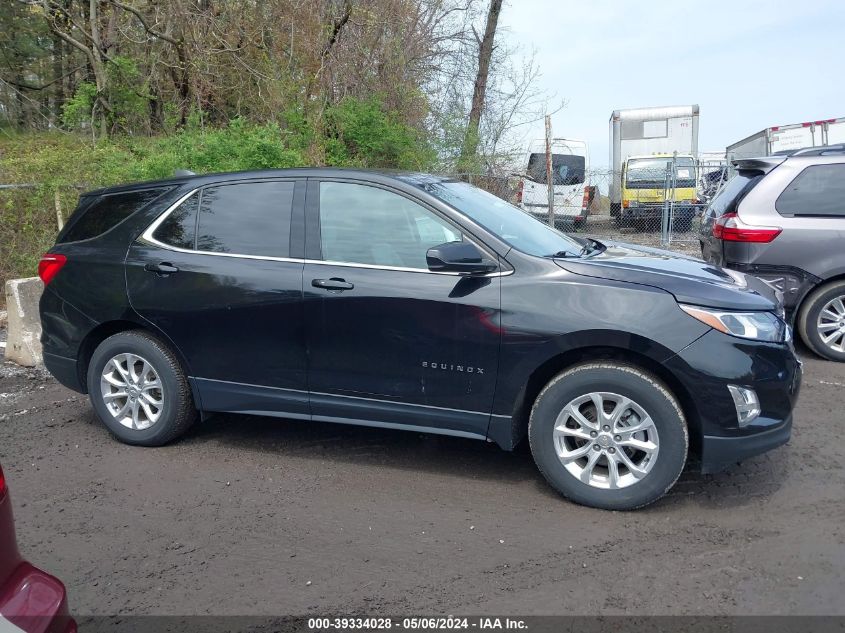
[552, 391, 660, 489]
[817, 295, 845, 353]
[100, 353, 164, 430]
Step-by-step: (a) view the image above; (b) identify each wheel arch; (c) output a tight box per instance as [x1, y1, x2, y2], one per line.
[76, 319, 193, 395]
[497, 344, 702, 457]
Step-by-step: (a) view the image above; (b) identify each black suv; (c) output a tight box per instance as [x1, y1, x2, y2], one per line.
[38, 170, 801, 510]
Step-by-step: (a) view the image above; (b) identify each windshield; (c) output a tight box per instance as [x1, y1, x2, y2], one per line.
[411, 180, 584, 257]
[526, 153, 585, 185]
[625, 157, 696, 188]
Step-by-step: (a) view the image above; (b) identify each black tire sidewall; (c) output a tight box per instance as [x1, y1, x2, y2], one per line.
[87, 332, 186, 446]
[799, 282, 845, 362]
[529, 364, 687, 510]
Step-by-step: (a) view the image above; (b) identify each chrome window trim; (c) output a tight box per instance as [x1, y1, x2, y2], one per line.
[139, 186, 513, 277]
[139, 187, 306, 264]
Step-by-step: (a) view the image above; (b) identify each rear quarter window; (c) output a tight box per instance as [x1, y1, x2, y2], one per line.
[707, 171, 763, 217]
[776, 164, 845, 217]
[58, 186, 172, 243]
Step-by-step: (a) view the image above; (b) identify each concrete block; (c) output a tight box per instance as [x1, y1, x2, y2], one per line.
[4, 277, 44, 367]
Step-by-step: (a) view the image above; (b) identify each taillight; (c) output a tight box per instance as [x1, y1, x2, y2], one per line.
[38, 253, 67, 285]
[0, 463, 6, 497]
[712, 213, 781, 243]
[582, 189, 590, 210]
[516, 180, 524, 204]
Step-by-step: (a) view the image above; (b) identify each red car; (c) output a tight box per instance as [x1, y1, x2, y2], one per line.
[0, 462, 75, 633]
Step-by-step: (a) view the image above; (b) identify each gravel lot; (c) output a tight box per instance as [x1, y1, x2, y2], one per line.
[0, 339, 843, 617]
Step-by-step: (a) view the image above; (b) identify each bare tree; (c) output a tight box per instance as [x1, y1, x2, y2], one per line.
[457, 0, 502, 170]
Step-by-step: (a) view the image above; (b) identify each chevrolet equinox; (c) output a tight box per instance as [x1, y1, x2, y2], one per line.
[38, 170, 801, 510]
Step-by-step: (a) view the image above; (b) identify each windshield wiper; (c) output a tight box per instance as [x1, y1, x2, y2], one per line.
[545, 250, 580, 258]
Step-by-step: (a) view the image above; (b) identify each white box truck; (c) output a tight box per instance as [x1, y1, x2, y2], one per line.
[609, 105, 699, 219]
[726, 117, 845, 161]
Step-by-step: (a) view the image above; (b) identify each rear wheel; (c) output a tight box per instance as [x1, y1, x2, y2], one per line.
[87, 330, 197, 445]
[798, 281, 845, 362]
[529, 362, 688, 510]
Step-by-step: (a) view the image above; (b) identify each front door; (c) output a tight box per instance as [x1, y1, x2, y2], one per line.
[126, 178, 308, 417]
[303, 179, 501, 438]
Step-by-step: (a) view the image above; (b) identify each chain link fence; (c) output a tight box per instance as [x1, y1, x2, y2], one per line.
[450, 155, 729, 257]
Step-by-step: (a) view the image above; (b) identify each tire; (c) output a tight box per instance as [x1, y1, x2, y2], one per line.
[797, 281, 845, 362]
[86, 330, 197, 446]
[528, 362, 688, 510]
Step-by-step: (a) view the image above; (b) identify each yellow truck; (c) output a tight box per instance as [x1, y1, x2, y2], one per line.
[619, 154, 698, 231]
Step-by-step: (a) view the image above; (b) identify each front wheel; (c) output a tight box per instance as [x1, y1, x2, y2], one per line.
[529, 362, 688, 510]
[87, 330, 197, 446]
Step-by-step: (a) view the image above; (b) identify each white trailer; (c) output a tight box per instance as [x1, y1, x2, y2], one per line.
[726, 117, 845, 161]
[608, 105, 699, 215]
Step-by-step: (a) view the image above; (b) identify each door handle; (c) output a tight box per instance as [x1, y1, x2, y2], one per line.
[312, 277, 354, 291]
[144, 262, 180, 275]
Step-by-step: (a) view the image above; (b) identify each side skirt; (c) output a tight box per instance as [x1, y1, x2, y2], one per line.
[191, 377, 497, 444]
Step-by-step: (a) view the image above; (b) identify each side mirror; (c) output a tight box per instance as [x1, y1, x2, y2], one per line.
[426, 241, 497, 275]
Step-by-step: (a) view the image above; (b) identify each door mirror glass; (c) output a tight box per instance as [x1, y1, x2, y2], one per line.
[426, 241, 497, 275]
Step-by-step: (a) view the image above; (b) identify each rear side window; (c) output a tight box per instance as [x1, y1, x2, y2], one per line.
[707, 171, 763, 217]
[59, 187, 171, 243]
[153, 192, 198, 250]
[776, 164, 845, 217]
[196, 181, 294, 257]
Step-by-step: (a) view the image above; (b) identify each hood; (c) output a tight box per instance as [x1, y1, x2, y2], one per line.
[555, 241, 781, 311]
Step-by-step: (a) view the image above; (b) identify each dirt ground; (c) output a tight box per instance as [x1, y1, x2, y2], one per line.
[0, 338, 843, 618]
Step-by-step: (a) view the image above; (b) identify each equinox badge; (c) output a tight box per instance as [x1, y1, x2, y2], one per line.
[422, 361, 484, 374]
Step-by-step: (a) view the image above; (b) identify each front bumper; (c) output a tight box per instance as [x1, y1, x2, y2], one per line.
[700, 415, 792, 473]
[664, 329, 802, 473]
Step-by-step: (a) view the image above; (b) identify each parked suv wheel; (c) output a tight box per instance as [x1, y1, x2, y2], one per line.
[797, 281, 845, 362]
[528, 362, 688, 510]
[87, 331, 197, 446]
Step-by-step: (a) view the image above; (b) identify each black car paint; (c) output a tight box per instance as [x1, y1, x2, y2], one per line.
[40, 169, 800, 471]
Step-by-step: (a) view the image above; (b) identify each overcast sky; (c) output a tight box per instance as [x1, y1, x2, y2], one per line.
[501, 0, 845, 168]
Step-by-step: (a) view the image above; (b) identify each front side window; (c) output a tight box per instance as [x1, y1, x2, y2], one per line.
[776, 164, 845, 217]
[319, 182, 461, 269]
[195, 181, 294, 257]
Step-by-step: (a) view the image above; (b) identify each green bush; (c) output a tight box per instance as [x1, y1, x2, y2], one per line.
[0, 98, 437, 299]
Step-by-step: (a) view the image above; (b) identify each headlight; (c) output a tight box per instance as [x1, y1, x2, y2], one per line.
[679, 304, 785, 342]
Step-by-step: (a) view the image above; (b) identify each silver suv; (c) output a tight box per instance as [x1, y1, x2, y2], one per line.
[700, 145, 845, 362]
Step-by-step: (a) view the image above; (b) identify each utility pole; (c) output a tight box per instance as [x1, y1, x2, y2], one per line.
[545, 115, 554, 227]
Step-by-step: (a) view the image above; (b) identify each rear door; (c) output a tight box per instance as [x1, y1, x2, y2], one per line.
[126, 178, 309, 416]
[302, 178, 501, 438]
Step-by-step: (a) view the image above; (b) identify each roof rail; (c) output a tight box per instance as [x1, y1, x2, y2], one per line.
[789, 144, 845, 157]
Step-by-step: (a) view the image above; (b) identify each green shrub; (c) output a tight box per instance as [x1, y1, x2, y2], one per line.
[0, 97, 439, 299]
